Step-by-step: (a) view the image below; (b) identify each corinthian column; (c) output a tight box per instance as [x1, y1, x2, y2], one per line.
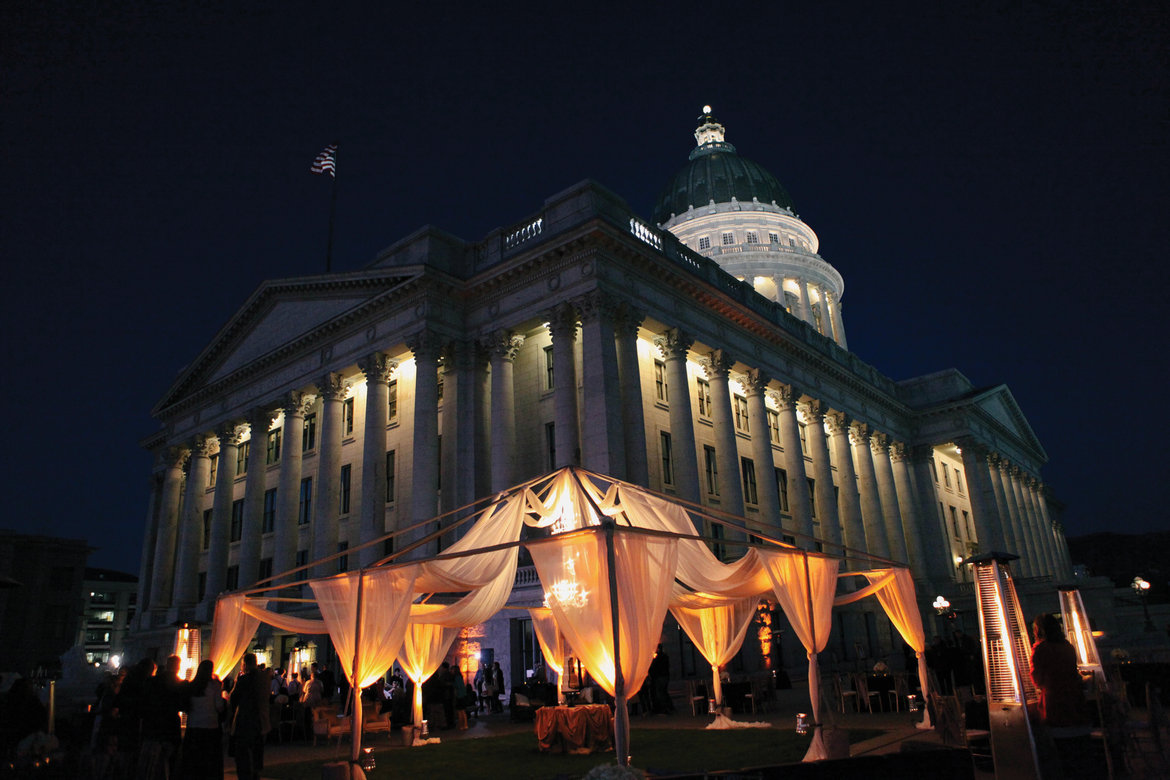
[908, 445, 954, 583]
[743, 370, 781, 533]
[174, 435, 214, 607]
[703, 350, 745, 520]
[546, 304, 580, 468]
[850, 423, 891, 559]
[826, 412, 865, 558]
[958, 439, 1007, 554]
[238, 407, 275, 589]
[149, 447, 188, 612]
[359, 352, 396, 567]
[205, 422, 246, 603]
[311, 373, 346, 577]
[655, 330, 699, 504]
[614, 305, 648, 486]
[1025, 478, 1057, 577]
[985, 453, 1019, 557]
[577, 291, 626, 478]
[772, 384, 813, 546]
[871, 433, 909, 563]
[274, 392, 308, 583]
[487, 331, 524, 493]
[408, 331, 442, 557]
[1008, 466, 1042, 576]
[889, 442, 929, 574]
[801, 400, 842, 555]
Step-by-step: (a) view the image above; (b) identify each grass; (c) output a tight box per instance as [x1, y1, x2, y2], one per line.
[263, 726, 884, 780]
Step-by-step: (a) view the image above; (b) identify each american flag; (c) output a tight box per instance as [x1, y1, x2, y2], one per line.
[311, 144, 337, 177]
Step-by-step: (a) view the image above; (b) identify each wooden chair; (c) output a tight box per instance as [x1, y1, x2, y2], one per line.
[830, 674, 859, 713]
[852, 673, 880, 713]
[889, 672, 910, 712]
[278, 702, 306, 742]
[686, 679, 707, 716]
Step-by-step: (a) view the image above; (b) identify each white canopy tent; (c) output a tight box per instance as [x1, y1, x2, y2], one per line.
[207, 466, 932, 769]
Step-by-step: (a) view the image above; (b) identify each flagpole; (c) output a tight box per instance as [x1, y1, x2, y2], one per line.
[325, 143, 338, 273]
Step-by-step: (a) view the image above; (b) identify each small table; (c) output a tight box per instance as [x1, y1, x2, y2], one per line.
[534, 704, 614, 754]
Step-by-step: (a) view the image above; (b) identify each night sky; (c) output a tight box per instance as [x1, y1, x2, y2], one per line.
[2, 3, 1166, 576]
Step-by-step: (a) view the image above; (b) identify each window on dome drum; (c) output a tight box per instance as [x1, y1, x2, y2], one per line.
[262, 489, 276, 533]
[942, 464, 951, 488]
[696, 378, 712, 417]
[202, 510, 212, 551]
[775, 468, 789, 512]
[236, 441, 249, 477]
[226, 565, 239, 591]
[746, 231, 759, 244]
[733, 395, 749, 432]
[295, 549, 308, 581]
[789, 237, 796, 247]
[388, 380, 398, 422]
[385, 450, 396, 502]
[807, 478, 816, 516]
[767, 410, 780, 444]
[343, 397, 355, 436]
[769, 232, 779, 244]
[258, 557, 273, 583]
[704, 446, 719, 496]
[208, 454, 218, 487]
[660, 431, 674, 485]
[337, 541, 349, 573]
[721, 232, 735, 246]
[230, 499, 244, 542]
[266, 427, 281, 465]
[654, 360, 668, 402]
[741, 457, 758, 504]
[298, 478, 312, 525]
[339, 464, 352, 515]
[302, 413, 317, 451]
[698, 236, 711, 250]
[544, 346, 555, 390]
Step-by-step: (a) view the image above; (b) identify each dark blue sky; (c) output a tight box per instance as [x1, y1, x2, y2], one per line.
[2, 2, 1166, 575]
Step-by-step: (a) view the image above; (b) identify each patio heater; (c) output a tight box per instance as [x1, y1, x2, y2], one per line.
[173, 622, 202, 681]
[965, 552, 1043, 780]
[1057, 587, 1104, 685]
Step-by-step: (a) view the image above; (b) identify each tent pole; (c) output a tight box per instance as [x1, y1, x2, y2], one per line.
[604, 522, 629, 767]
[350, 569, 365, 775]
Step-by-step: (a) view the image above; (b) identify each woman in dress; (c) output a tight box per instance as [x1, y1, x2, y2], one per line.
[182, 660, 225, 779]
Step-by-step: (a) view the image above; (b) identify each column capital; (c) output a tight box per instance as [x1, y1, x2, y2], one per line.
[406, 329, 444, 362]
[702, 349, 734, 380]
[484, 330, 525, 362]
[543, 302, 578, 340]
[769, 383, 801, 411]
[741, 368, 770, 398]
[316, 372, 348, 401]
[869, 431, 889, 454]
[280, 391, 312, 418]
[824, 410, 851, 437]
[888, 441, 908, 462]
[190, 433, 215, 458]
[216, 421, 248, 446]
[848, 422, 871, 447]
[955, 436, 989, 458]
[799, 398, 825, 425]
[653, 328, 692, 360]
[246, 406, 278, 432]
[612, 303, 645, 339]
[573, 289, 620, 324]
[358, 352, 398, 385]
[164, 446, 190, 470]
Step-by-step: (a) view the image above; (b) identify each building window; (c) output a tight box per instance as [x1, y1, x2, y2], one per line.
[807, 478, 816, 517]
[930, 459, 938, 482]
[262, 489, 276, 534]
[342, 397, 354, 436]
[436, 370, 444, 402]
[225, 565, 239, 591]
[230, 499, 244, 542]
[338, 541, 349, 573]
[769, 232, 779, 244]
[544, 345, 555, 390]
[258, 557, 273, 583]
[746, 231, 759, 244]
[798, 423, 808, 451]
[546, 422, 556, 470]
[298, 478, 312, 525]
[721, 231, 734, 246]
[767, 410, 780, 444]
[208, 454, 218, 487]
[654, 360, 668, 402]
[710, 522, 726, 561]
[295, 549, 308, 581]
[236, 441, 249, 477]
[202, 509, 212, 551]
[696, 378, 711, 417]
[733, 395, 749, 432]
[339, 464, 352, 514]
[303, 413, 317, 451]
[955, 469, 964, 494]
[788, 237, 796, 247]
[775, 468, 789, 512]
[942, 463, 951, 488]
[388, 380, 398, 422]
[741, 457, 758, 505]
[660, 431, 674, 485]
[197, 572, 207, 601]
[266, 427, 282, 465]
[386, 450, 396, 503]
[950, 505, 960, 540]
[963, 510, 974, 540]
[704, 445, 719, 496]
[698, 236, 711, 250]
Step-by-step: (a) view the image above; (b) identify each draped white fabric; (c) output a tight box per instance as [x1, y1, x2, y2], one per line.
[209, 595, 265, 680]
[398, 604, 461, 726]
[310, 567, 417, 689]
[670, 595, 759, 707]
[760, 550, 839, 762]
[528, 529, 677, 699]
[240, 599, 328, 635]
[528, 607, 565, 676]
[413, 498, 526, 593]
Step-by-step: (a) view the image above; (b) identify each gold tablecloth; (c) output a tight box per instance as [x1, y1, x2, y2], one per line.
[534, 704, 614, 754]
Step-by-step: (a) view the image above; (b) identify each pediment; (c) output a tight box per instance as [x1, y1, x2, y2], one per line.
[969, 385, 1047, 459]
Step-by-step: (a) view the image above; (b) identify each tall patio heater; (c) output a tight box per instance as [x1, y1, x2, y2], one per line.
[965, 552, 1044, 780]
[1057, 586, 1104, 686]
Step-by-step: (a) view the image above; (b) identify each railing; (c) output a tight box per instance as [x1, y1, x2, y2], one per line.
[503, 216, 544, 252]
[628, 217, 661, 250]
[514, 566, 540, 588]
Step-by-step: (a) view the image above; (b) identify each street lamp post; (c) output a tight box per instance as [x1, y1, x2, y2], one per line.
[1131, 576, 1154, 632]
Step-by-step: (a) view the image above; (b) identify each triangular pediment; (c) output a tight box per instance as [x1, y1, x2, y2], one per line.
[154, 269, 420, 414]
[969, 385, 1047, 460]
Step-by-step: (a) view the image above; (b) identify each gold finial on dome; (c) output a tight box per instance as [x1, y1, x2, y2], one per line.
[702, 104, 712, 115]
[695, 106, 725, 147]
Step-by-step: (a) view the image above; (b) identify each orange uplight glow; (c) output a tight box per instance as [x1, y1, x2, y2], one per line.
[174, 625, 201, 681]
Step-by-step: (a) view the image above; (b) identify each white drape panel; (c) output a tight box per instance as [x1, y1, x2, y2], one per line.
[398, 604, 461, 726]
[760, 550, 839, 762]
[310, 567, 417, 689]
[670, 595, 759, 707]
[240, 598, 328, 634]
[209, 595, 265, 680]
[413, 498, 526, 592]
[529, 529, 677, 698]
[528, 607, 566, 676]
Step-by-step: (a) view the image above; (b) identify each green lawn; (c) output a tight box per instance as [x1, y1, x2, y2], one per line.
[264, 727, 882, 780]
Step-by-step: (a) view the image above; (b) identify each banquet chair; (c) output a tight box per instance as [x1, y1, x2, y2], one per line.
[686, 679, 707, 716]
[830, 674, 859, 713]
[743, 676, 771, 714]
[278, 703, 306, 742]
[853, 673, 880, 713]
[889, 672, 910, 712]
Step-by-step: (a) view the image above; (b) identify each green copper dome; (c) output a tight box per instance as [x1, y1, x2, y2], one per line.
[652, 110, 795, 225]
